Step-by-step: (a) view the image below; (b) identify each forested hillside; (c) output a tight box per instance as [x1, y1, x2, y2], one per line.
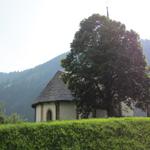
[0, 53, 66, 120]
[141, 39, 150, 64]
[0, 40, 149, 121]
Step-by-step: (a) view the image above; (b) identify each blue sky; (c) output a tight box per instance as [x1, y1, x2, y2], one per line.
[0, 0, 150, 72]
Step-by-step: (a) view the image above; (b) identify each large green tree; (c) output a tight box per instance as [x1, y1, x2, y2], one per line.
[61, 14, 150, 117]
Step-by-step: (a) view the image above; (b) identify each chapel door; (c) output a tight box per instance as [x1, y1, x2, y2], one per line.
[46, 110, 52, 121]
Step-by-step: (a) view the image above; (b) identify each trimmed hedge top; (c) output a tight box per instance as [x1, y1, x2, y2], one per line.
[0, 117, 150, 150]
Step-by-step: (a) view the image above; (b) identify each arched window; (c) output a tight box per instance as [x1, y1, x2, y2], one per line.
[46, 110, 52, 121]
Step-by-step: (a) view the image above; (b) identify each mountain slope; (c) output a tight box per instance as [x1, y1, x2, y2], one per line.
[141, 39, 150, 64]
[0, 53, 67, 120]
[0, 40, 149, 121]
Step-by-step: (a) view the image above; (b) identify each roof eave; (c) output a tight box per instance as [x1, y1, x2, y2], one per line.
[32, 99, 75, 108]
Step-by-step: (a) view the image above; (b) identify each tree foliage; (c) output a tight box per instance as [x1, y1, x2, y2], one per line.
[61, 14, 150, 117]
[0, 102, 5, 123]
[0, 102, 24, 124]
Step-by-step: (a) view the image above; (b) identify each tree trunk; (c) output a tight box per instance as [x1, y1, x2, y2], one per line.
[107, 102, 122, 117]
[92, 109, 96, 118]
[107, 104, 114, 117]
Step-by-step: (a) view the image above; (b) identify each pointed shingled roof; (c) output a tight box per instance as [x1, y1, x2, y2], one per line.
[32, 70, 74, 107]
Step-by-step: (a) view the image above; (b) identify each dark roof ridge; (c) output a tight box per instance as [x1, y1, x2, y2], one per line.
[32, 70, 74, 107]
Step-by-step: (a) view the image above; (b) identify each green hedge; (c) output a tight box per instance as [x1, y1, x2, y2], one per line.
[0, 118, 150, 150]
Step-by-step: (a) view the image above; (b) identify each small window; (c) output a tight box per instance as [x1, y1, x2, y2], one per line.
[46, 110, 52, 121]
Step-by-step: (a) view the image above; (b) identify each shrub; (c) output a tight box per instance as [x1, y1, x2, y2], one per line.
[0, 103, 24, 124]
[0, 118, 150, 150]
[0, 115, 4, 124]
[5, 113, 24, 124]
